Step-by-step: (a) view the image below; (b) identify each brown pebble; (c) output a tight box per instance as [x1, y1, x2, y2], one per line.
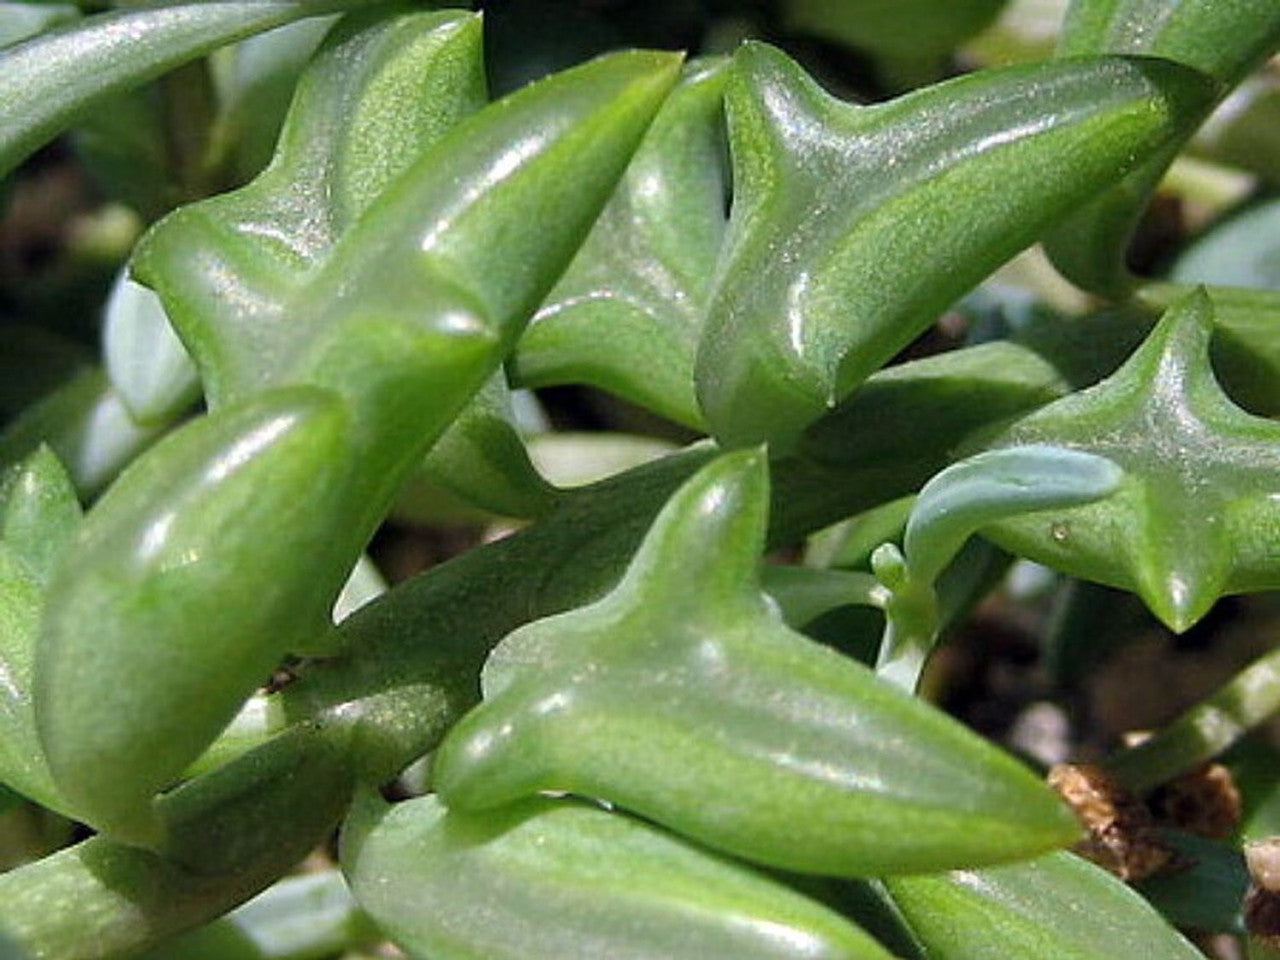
[1047, 763, 1174, 881]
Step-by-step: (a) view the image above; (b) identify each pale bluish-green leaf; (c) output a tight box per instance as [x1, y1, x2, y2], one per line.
[103, 271, 200, 426]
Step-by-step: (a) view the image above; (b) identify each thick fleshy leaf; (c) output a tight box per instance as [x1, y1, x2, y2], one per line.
[693, 43, 1215, 449]
[0, 725, 352, 960]
[883, 851, 1204, 959]
[102, 271, 200, 426]
[513, 58, 729, 428]
[1044, 0, 1280, 296]
[42, 21, 680, 843]
[0, 444, 81, 585]
[434, 450, 1078, 877]
[131, 8, 489, 409]
[980, 290, 1280, 631]
[0, 448, 79, 813]
[343, 792, 893, 960]
[281, 346, 1080, 790]
[0, 0, 353, 179]
[417, 371, 557, 519]
[37, 388, 351, 845]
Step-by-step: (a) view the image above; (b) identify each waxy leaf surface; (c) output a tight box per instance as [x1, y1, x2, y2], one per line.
[0, 725, 352, 960]
[884, 851, 1204, 959]
[37, 388, 351, 844]
[41, 13, 680, 843]
[0, 448, 79, 813]
[434, 450, 1078, 876]
[694, 43, 1215, 449]
[1045, 0, 1280, 295]
[514, 58, 729, 429]
[0, 0, 351, 179]
[980, 290, 1280, 631]
[343, 793, 891, 960]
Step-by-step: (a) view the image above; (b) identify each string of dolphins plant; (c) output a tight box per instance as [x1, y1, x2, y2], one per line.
[0, 0, 1277, 957]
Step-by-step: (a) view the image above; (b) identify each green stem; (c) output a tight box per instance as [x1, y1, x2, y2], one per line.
[1106, 644, 1280, 793]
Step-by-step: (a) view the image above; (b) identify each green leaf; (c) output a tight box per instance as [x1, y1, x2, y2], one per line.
[132, 7, 489, 409]
[694, 43, 1215, 449]
[1044, 0, 1280, 296]
[0, 449, 79, 812]
[40, 19, 682, 844]
[0, 444, 81, 585]
[417, 371, 557, 519]
[37, 388, 351, 845]
[433, 450, 1078, 876]
[979, 289, 1280, 631]
[0, 0, 352, 179]
[513, 58, 729, 429]
[0, 725, 352, 960]
[342, 792, 893, 960]
[883, 851, 1204, 959]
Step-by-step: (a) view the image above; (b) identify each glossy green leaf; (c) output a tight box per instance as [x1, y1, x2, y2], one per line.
[417, 371, 557, 519]
[1044, 0, 1280, 296]
[883, 851, 1204, 959]
[37, 388, 351, 844]
[132, 7, 489, 409]
[0, 725, 352, 960]
[0, 448, 79, 814]
[513, 58, 729, 429]
[102, 271, 200, 427]
[0, 0, 352, 180]
[694, 43, 1215, 449]
[434, 449, 1078, 876]
[41, 18, 680, 843]
[980, 289, 1280, 631]
[343, 792, 893, 960]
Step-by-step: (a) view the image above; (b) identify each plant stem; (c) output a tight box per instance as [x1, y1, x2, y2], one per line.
[1106, 644, 1280, 793]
